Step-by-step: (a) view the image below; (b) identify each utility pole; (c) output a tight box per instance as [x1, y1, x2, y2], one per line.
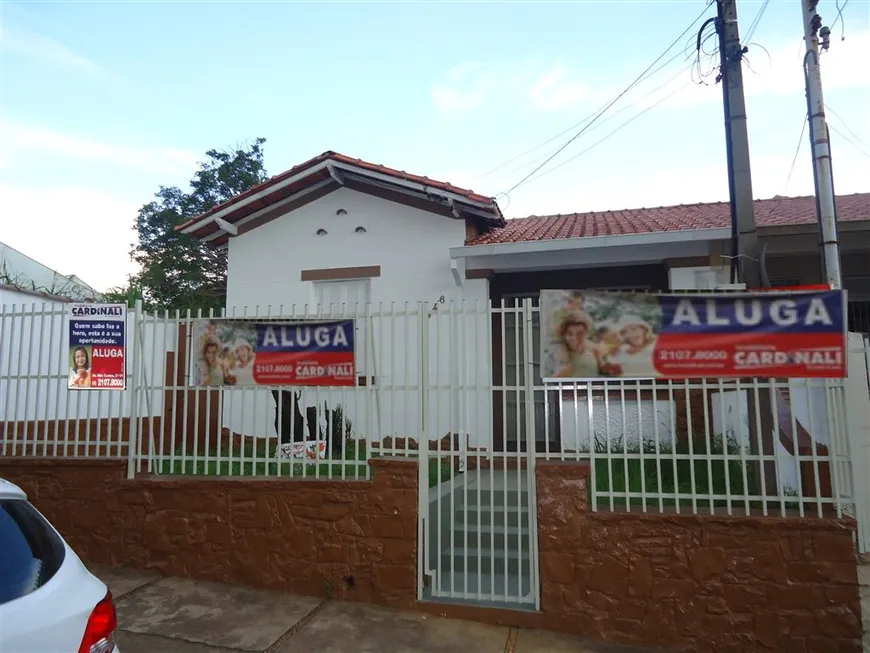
[801, 0, 842, 289]
[716, 0, 774, 500]
[716, 0, 762, 289]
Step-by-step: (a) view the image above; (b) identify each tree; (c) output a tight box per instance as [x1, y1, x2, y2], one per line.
[106, 138, 269, 312]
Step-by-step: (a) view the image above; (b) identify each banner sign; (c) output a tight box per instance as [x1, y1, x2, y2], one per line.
[68, 303, 127, 390]
[540, 289, 847, 380]
[192, 318, 355, 387]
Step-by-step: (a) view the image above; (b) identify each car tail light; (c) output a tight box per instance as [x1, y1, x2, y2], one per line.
[78, 591, 117, 653]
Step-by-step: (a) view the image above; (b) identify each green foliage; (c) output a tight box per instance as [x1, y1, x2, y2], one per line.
[586, 431, 760, 509]
[114, 138, 269, 312]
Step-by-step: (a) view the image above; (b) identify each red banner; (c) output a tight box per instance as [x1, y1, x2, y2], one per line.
[193, 319, 356, 387]
[540, 289, 848, 379]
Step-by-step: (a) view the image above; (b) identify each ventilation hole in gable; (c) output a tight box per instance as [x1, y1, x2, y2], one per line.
[316, 228, 328, 236]
[355, 226, 367, 234]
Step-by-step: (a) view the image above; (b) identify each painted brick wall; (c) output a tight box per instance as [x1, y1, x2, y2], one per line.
[0, 457, 418, 610]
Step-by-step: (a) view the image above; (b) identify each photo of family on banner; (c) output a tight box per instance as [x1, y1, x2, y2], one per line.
[191, 317, 357, 461]
[539, 289, 848, 380]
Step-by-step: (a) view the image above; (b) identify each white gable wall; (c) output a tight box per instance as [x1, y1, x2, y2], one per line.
[222, 187, 492, 451]
[226, 187, 466, 309]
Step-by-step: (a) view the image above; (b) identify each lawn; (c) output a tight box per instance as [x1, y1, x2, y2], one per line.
[156, 438, 370, 479]
[156, 438, 455, 488]
[586, 432, 772, 510]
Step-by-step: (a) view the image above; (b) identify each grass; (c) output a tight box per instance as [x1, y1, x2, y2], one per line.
[584, 432, 775, 510]
[157, 438, 369, 479]
[427, 456, 455, 489]
[156, 438, 455, 488]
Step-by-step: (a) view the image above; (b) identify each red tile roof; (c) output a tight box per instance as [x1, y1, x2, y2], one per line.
[178, 150, 503, 241]
[467, 193, 870, 245]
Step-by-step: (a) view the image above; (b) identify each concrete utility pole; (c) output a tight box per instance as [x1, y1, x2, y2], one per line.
[801, 0, 842, 289]
[716, 0, 762, 289]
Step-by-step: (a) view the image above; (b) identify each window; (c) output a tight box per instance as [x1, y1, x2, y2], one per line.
[313, 279, 372, 375]
[0, 500, 65, 605]
[313, 279, 371, 313]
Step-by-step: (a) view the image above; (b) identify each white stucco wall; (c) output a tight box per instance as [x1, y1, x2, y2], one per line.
[219, 188, 492, 449]
[0, 288, 169, 424]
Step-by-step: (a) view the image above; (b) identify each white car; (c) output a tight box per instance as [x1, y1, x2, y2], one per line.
[0, 477, 120, 653]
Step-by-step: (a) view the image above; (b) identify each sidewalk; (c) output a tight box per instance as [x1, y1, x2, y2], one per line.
[94, 565, 661, 653]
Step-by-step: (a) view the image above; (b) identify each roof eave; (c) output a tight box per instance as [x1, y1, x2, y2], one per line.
[185, 159, 503, 243]
[452, 227, 732, 258]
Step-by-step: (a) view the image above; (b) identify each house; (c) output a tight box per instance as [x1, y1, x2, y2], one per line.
[0, 241, 103, 306]
[178, 151, 870, 454]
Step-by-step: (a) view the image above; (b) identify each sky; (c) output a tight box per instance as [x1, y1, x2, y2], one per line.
[0, 0, 868, 293]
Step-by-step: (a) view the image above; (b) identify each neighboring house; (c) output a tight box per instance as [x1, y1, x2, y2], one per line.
[0, 241, 103, 305]
[178, 151, 870, 451]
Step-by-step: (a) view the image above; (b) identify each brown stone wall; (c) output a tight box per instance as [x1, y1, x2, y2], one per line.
[0, 457, 417, 610]
[535, 460, 861, 652]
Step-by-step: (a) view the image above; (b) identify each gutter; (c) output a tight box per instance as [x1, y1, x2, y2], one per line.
[449, 227, 732, 259]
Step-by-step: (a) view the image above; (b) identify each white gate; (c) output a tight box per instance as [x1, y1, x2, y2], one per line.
[847, 333, 870, 552]
[417, 299, 540, 609]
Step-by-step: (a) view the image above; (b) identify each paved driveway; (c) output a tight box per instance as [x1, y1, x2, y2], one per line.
[94, 566, 660, 653]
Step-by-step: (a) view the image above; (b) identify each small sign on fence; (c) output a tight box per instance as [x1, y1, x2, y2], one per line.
[192, 318, 356, 387]
[540, 289, 848, 380]
[68, 302, 127, 390]
[275, 441, 328, 461]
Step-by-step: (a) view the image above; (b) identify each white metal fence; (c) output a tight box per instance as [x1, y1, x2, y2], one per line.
[0, 299, 860, 517]
[2, 297, 866, 606]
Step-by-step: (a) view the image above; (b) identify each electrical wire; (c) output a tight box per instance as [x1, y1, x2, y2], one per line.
[521, 80, 694, 188]
[743, 0, 771, 45]
[473, 46, 690, 183]
[831, 0, 849, 41]
[498, 3, 714, 197]
[482, 61, 695, 188]
[825, 104, 868, 149]
[691, 17, 720, 86]
[828, 123, 870, 158]
[783, 118, 807, 191]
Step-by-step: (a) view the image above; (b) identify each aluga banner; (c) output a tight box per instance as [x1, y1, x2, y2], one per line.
[539, 289, 847, 380]
[192, 318, 355, 387]
[68, 303, 127, 390]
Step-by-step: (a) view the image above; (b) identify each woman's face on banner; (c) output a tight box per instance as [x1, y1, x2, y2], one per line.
[623, 325, 647, 347]
[205, 344, 218, 365]
[74, 349, 87, 369]
[235, 345, 250, 365]
[564, 323, 588, 352]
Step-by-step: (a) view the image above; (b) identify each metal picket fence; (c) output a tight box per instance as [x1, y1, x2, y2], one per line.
[0, 298, 859, 518]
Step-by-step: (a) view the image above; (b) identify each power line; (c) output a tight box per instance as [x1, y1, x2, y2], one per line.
[825, 103, 868, 148]
[828, 123, 870, 158]
[483, 61, 695, 188]
[831, 0, 849, 41]
[783, 118, 807, 191]
[498, 3, 714, 197]
[522, 81, 694, 188]
[474, 45, 691, 183]
[743, 0, 771, 45]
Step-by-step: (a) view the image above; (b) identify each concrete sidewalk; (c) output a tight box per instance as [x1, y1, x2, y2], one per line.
[94, 565, 659, 653]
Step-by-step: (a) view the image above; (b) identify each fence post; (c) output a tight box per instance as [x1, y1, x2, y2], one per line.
[845, 333, 870, 551]
[126, 299, 143, 479]
[522, 297, 541, 610]
[417, 301, 432, 598]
